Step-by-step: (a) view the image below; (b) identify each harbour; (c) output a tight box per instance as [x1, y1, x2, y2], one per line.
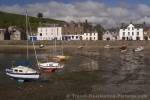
[0, 47, 149, 100]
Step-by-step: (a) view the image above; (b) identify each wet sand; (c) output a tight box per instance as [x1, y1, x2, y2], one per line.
[0, 48, 150, 100]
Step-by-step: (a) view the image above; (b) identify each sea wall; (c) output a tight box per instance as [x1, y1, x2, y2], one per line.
[0, 40, 150, 46]
[0, 40, 149, 53]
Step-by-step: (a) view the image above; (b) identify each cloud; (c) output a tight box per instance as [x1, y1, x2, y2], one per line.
[0, 1, 150, 28]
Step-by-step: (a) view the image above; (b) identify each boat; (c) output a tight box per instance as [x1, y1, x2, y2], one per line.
[6, 66, 39, 81]
[133, 46, 144, 52]
[39, 44, 44, 48]
[47, 33, 69, 62]
[38, 62, 64, 72]
[120, 45, 127, 53]
[48, 55, 70, 62]
[104, 45, 111, 49]
[5, 10, 40, 82]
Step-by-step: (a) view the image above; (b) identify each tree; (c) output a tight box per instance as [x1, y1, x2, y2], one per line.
[37, 12, 43, 19]
[37, 13, 43, 26]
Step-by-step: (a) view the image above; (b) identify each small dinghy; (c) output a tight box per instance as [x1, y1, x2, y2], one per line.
[104, 45, 111, 49]
[6, 66, 40, 82]
[120, 45, 127, 53]
[133, 46, 144, 52]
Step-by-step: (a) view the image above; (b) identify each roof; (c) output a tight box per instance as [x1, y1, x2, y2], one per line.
[120, 23, 143, 29]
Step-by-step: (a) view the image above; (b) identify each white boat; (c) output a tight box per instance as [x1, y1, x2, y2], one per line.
[104, 45, 111, 49]
[38, 62, 64, 72]
[39, 44, 44, 48]
[6, 66, 40, 81]
[5, 11, 40, 82]
[133, 46, 144, 52]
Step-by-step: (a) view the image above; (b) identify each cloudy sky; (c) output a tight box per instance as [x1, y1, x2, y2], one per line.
[0, 0, 150, 28]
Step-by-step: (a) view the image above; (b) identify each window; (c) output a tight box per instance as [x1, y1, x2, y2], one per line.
[132, 32, 134, 35]
[40, 33, 42, 36]
[137, 32, 139, 35]
[19, 70, 23, 72]
[123, 32, 125, 36]
[128, 27, 130, 30]
[90, 37, 92, 40]
[76, 36, 78, 39]
[14, 69, 18, 72]
[122, 37, 125, 40]
[128, 32, 130, 35]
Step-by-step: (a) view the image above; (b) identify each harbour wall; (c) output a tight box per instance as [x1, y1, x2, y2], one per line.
[0, 40, 149, 53]
[0, 40, 150, 46]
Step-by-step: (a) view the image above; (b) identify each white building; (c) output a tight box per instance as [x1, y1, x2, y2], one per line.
[62, 34, 82, 41]
[0, 29, 5, 40]
[82, 33, 98, 40]
[119, 24, 144, 40]
[37, 27, 62, 40]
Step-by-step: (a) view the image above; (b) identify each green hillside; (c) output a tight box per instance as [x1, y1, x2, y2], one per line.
[0, 11, 65, 31]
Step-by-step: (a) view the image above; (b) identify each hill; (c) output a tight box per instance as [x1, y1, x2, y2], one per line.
[0, 11, 65, 31]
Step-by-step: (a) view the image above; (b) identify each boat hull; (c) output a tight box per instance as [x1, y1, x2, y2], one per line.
[6, 71, 40, 80]
[39, 68, 57, 73]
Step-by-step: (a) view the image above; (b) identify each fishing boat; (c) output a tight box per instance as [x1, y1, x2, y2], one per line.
[5, 11, 40, 82]
[133, 46, 144, 52]
[38, 62, 64, 72]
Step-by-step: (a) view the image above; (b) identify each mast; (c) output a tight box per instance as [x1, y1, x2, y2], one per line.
[26, 10, 29, 60]
[61, 36, 64, 56]
[27, 12, 39, 66]
[53, 24, 57, 56]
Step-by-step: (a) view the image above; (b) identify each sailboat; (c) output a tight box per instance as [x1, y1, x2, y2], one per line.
[47, 35, 69, 62]
[5, 11, 40, 82]
[38, 28, 65, 73]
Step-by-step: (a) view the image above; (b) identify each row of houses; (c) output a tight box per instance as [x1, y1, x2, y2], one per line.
[1, 23, 150, 41]
[0, 26, 21, 40]
[103, 23, 150, 41]
[35, 26, 98, 41]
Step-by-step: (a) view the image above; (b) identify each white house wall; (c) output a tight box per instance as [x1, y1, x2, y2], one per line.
[119, 24, 144, 40]
[37, 27, 62, 40]
[82, 33, 98, 40]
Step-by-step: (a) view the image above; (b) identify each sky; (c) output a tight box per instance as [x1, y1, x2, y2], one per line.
[0, 0, 150, 28]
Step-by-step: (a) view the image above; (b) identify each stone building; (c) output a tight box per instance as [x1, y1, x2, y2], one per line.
[0, 29, 5, 40]
[8, 26, 21, 40]
[62, 21, 84, 35]
[144, 28, 150, 40]
[102, 31, 118, 40]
